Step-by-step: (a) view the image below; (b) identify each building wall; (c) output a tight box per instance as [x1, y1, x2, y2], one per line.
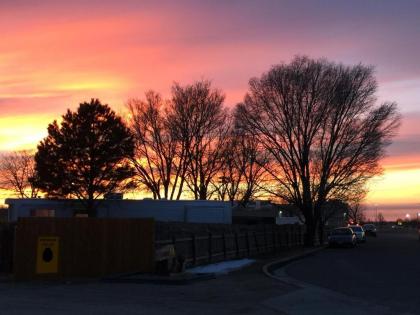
[5, 199, 232, 224]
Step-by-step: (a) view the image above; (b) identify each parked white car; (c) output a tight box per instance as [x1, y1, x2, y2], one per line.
[328, 227, 357, 248]
[348, 225, 366, 243]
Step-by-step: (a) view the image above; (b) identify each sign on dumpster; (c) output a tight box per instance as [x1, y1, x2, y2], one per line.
[36, 236, 59, 274]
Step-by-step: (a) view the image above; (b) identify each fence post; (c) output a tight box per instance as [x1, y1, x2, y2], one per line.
[292, 228, 296, 247]
[246, 231, 250, 256]
[289, 227, 293, 248]
[297, 226, 300, 246]
[296, 227, 300, 246]
[191, 233, 197, 265]
[301, 226, 304, 246]
[291, 227, 295, 247]
[222, 233, 227, 260]
[263, 226, 268, 253]
[272, 228, 277, 253]
[278, 228, 282, 248]
[234, 232, 239, 257]
[171, 234, 177, 260]
[300, 226, 304, 246]
[254, 231, 259, 253]
[208, 232, 212, 262]
[289, 227, 292, 247]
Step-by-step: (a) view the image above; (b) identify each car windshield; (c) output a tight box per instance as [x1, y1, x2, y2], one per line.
[332, 228, 352, 235]
[350, 226, 363, 232]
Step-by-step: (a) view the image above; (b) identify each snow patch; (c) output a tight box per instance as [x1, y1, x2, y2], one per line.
[186, 258, 255, 275]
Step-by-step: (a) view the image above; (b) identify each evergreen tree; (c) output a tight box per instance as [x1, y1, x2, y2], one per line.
[34, 99, 135, 217]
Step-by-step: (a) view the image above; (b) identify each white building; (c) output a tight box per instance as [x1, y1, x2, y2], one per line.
[4, 198, 232, 224]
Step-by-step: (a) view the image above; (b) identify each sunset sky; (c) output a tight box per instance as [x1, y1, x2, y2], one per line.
[1, 0, 419, 217]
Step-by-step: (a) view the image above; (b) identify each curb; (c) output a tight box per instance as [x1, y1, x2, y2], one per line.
[262, 246, 326, 281]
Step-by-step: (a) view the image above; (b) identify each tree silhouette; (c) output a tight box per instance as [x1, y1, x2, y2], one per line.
[33, 99, 135, 217]
[168, 80, 228, 200]
[127, 81, 229, 201]
[213, 127, 268, 206]
[0, 150, 39, 198]
[377, 212, 386, 225]
[347, 202, 367, 224]
[127, 91, 186, 200]
[236, 56, 400, 245]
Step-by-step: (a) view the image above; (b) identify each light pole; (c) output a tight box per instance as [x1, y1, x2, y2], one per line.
[417, 212, 420, 241]
[405, 213, 411, 228]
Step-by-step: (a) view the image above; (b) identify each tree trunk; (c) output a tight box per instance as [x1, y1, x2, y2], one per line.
[199, 185, 207, 200]
[87, 198, 97, 218]
[304, 215, 317, 247]
[318, 221, 325, 246]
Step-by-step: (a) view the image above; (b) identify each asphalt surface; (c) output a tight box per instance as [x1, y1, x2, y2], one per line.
[0, 251, 303, 315]
[284, 229, 420, 314]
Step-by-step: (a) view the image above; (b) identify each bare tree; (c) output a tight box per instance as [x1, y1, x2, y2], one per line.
[377, 212, 386, 225]
[236, 56, 400, 245]
[168, 80, 228, 200]
[347, 191, 368, 224]
[319, 186, 366, 241]
[317, 199, 350, 244]
[211, 132, 240, 203]
[127, 91, 186, 200]
[213, 127, 268, 206]
[347, 203, 366, 224]
[0, 150, 39, 198]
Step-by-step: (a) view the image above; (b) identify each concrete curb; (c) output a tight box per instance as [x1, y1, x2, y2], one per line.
[262, 246, 326, 281]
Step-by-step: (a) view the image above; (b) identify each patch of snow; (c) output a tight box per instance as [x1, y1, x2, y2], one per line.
[186, 258, 255, 275]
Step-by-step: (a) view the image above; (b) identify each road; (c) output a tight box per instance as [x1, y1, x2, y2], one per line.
[279, 229, 420, 314]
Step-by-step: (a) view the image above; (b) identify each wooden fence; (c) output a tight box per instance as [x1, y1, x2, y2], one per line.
[14, 218, 155, 280]
[156, 224, 304, 266]
[7, 218, 304, 279]
[0, 223, 15, 273]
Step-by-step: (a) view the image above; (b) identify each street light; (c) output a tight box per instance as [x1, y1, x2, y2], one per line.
[417, 213, 420, 241]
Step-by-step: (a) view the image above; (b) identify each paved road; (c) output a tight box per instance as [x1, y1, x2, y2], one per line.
[281, 229, 420, 314]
